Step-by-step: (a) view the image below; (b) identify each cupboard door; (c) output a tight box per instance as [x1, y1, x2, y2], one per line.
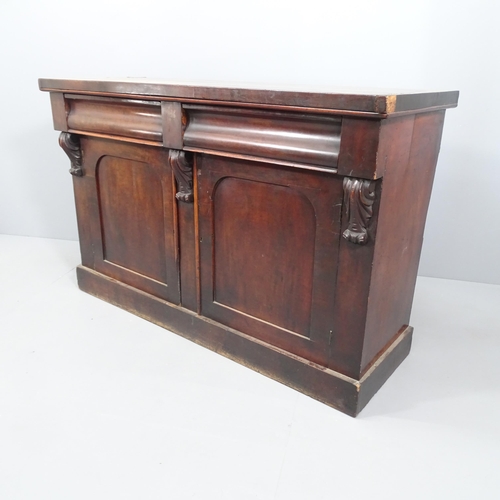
[78, 137, 180, 304]
[198, 155, 343, 366]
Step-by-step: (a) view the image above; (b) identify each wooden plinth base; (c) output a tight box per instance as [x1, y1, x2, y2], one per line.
[77, 266, 413, 417]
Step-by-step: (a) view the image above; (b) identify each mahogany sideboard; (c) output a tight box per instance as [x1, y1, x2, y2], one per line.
[39, 78, 458, 416]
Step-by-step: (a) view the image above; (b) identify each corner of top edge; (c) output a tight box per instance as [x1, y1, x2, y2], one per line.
[385, 95, 397, 114]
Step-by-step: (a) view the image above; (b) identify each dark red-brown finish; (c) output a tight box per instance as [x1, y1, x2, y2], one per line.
[68, 98, 162, 142]
[76, 264, 414, 417]
[39, 78, 458, 115]
[361, 111, 446, 371]
[98, 156, 167, 281]
[50, 92, 68, 131]
[76, 138, 180, 304]
[183, 105, 341, 168]
[42, 78, 459, 417]
[168, 149, 197, 311]
[198, 156, 342, 366]
[337, 118, 383, 179]
[213, 178, 315, 333]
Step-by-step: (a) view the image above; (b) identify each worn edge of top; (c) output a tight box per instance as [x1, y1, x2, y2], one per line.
[38, 78, 459, 114]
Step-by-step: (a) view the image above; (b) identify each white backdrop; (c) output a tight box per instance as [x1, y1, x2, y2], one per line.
[0, 0, 499, 284]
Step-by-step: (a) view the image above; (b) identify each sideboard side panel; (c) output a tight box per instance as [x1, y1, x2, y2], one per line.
[361, 111, 446, 372]
[329, 115, 416, 379]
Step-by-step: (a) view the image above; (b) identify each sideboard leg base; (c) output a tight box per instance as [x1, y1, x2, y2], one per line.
[76, 265, 413, 417]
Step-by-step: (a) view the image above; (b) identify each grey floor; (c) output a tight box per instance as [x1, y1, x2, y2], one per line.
[1, 234, 499, 500]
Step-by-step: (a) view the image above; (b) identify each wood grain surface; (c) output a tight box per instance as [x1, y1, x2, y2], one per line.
[44, 79, 457, 415]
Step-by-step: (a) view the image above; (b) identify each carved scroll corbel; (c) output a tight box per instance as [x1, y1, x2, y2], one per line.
[342, 177, 376, 245]
[169, 149, 194, 203]
[59, 132, 83, 176]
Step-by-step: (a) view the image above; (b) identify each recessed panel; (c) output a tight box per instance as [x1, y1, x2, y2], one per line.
[97, 156, 167, 283]
[213, 177, 316, 337]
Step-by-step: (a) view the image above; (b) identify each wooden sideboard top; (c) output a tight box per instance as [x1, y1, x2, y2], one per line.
[39, 78, 459, 116]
